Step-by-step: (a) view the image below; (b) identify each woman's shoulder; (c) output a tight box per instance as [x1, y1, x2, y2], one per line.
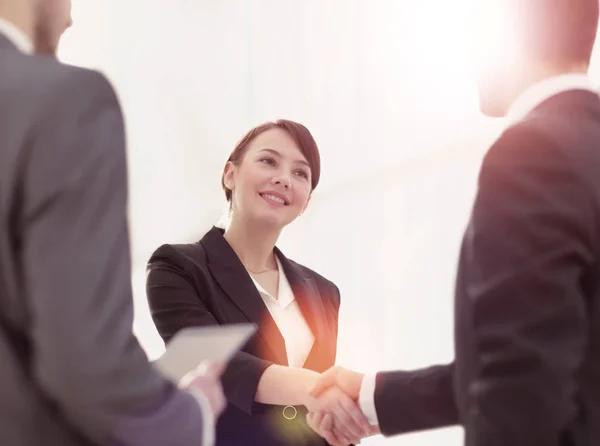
[148, 226, 229, 269]
[289, 260, 341, 311]
[284, 258, 340, 296]
[148, 241, 208, 271]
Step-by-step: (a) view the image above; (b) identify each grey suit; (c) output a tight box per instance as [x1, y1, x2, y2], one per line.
[0, 34, 207, 445]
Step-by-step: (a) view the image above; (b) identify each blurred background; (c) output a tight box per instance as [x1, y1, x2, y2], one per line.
[57, 1, 600, 444]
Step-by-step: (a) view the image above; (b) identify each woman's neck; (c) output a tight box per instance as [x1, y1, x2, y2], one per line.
[223, 217, 281, 272]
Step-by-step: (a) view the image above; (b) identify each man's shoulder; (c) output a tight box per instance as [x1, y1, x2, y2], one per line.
[513, 92, 600, 152]
[490, 113, 588, 163]
[1, 51, 117, 111]
[496, 105, 600, 174]
[482, 108, 600, 205]
[0, 53, 123, 187]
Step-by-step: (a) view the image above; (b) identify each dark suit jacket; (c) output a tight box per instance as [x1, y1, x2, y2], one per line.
[147, 226, 342, 445]
[0, 34, 207, 445]
[373, 90, 600, 446]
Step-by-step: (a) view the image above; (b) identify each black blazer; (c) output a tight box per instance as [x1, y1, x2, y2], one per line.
[372, 90, 600, 446]
[147, 226, 341, 445]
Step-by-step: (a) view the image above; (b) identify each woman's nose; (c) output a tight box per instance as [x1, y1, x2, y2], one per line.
[272, 173, 292, 189]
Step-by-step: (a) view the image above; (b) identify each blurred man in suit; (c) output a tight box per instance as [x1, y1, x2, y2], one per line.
[309, 1, 600, 445]
[0, 0, 224, 445]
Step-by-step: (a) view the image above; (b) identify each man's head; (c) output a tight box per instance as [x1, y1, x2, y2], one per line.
[32, 0, 72, 56]
[471, 0, 599, 117]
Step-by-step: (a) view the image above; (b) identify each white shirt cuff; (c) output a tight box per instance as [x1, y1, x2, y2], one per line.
[188, 388, 215, 446]
[358, 374, 379, 426]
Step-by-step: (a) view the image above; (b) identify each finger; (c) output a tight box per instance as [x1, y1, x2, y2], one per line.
[316, 389, 361, 439]
[308, 411, 333, 441]
[318, 409, 358, 445]
[309, 368, 339, 397]
[215, 386, 227, 416]
[320, 414, 346, 446]
[367, 424, 380, 436]
[320, 412, 333, 431]
[198, 360, 226, 377]
[338, 393, 372, 436]
[181, 368, 218, 391]
[331, 426, 354, 446]
[306, 411, 323, 431]
[330, 411, 361, 440]
[178, 368, 202, 388]
[328, 397, 364, 440]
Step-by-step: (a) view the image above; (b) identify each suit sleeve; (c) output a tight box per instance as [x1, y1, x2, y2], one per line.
[373, 363, 458, 436]
[21, 70, 207, 446]
[147, 244, 274, 415]
[462, 125, 595, 446]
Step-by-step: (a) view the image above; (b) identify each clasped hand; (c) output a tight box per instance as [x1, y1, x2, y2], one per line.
[305, 367, 379, 445]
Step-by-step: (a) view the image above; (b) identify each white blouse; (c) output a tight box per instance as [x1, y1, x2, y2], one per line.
[249, 256, 315, 368]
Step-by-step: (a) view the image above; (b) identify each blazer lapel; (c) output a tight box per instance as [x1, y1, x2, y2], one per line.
[202, 227, 288, 365]
[275, 248, 328, 360]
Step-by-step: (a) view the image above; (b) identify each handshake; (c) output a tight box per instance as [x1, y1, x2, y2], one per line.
[304, 366, 380, 446]
[179, 364, 380, 446]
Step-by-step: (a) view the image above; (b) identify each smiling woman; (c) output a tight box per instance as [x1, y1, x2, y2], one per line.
[145, 120, 370, 445]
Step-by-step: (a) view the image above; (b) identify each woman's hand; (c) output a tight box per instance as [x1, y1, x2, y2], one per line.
[304, 386, 371, 444]
[307, 410, 380, 446]
[307, 412, 350, 446]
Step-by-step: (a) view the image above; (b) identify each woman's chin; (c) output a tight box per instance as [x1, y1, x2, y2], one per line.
[253, 212, 291, 230]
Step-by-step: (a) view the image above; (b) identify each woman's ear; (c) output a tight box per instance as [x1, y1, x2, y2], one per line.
[223, 161, 236, 191]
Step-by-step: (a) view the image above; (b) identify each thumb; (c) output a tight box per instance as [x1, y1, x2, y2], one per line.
[195, 361, 225, 379]
[309, 368, 338, 397]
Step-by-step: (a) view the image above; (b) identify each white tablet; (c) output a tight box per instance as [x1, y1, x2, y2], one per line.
[154, 323, 257, 382]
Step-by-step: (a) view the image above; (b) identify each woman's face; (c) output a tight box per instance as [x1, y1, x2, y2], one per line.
[224, 128, 313, 229]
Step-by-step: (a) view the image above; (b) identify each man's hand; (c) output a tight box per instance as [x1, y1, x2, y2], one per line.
[305, 386, 370, 443]
[307, 411, 380, 446]
[180, 361, 227, 420]
[309, 366, 365, 400]
[307, 411, 351, 446]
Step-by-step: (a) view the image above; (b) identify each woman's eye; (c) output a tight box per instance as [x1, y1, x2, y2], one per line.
[259, 157, 275, 166]
[295, 170, 309, 179]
